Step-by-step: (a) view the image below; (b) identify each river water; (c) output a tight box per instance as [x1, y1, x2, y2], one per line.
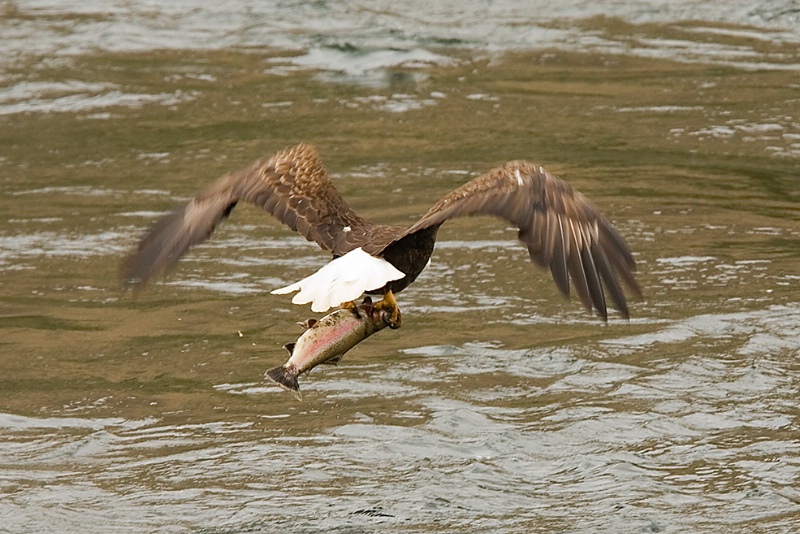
[1, 2, 799, 533]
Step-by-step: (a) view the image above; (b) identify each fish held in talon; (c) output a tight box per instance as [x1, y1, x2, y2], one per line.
[122, 142, 641, 389]
[265, 297, 393, 400]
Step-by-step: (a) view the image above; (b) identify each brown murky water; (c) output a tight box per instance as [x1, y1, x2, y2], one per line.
[1, 7, 799, 533]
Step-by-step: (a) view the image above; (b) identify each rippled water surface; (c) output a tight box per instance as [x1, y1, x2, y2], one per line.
[1, 3, 799, 533]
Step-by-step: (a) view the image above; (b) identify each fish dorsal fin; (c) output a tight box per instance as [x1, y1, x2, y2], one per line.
[296, 319, 317, 330]
[283, 342, 295, 355]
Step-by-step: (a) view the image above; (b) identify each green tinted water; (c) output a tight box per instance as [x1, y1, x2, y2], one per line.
[1, 16, 799, 533]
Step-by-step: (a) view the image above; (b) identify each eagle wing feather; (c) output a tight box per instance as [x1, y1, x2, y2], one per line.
[121, 143, 369, 287]
[383, 161, 641, 319]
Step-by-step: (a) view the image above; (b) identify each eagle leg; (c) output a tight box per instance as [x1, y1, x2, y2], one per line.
[374, 289, 402, 329]
[339, 300, 361, 318]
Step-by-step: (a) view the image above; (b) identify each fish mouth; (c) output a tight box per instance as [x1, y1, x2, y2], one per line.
[381, 307, 400, 329]
[350, 295, 397, 327]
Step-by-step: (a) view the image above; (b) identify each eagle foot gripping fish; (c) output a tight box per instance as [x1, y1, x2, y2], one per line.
[266, 297, 395, 400]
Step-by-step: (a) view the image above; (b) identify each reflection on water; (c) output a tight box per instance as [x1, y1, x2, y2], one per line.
[3, 299, 799, 532]
[1, 3, 799, 533]
[3, 1, 800, 116]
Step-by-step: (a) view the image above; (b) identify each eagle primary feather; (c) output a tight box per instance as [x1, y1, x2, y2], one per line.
[122, 143, 640, 318]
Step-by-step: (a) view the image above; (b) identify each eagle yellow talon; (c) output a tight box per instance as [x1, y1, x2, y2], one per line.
[339, 300, 360, 318]
[374, 289, 402, 329]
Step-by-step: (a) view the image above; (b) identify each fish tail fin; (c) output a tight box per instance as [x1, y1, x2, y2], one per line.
[266, 365, 302, 400]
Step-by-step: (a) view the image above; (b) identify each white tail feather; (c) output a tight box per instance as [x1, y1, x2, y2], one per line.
[271, 248, 404, 312]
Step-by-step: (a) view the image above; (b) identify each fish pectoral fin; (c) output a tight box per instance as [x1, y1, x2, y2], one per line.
[283, 342, 296, 355]
[321, 354, 345, 366]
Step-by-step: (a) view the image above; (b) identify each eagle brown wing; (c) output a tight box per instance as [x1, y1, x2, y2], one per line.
[382, 161, 641, 319]
[121, 143, 370, 287]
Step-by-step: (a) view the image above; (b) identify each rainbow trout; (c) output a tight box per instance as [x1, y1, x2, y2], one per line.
[266, 297, 393, 399]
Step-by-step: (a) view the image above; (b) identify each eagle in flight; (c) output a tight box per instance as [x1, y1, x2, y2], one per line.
[122, 143, 640, 326]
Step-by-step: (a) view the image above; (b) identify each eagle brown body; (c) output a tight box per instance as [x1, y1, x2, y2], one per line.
[123, 143, 640, 319]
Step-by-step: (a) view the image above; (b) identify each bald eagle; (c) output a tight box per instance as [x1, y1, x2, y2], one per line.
[122, 143, 640, 326]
